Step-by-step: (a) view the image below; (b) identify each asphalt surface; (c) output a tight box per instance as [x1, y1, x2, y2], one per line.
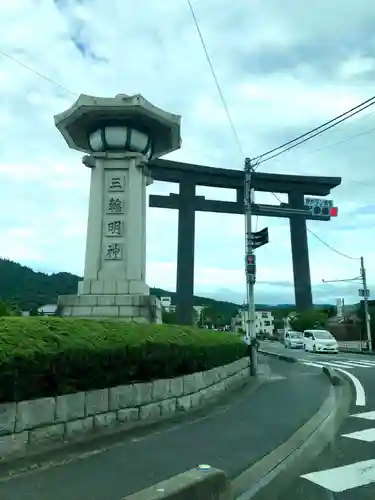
[261, 341, 375, 499]
[0, 356, 329, 500]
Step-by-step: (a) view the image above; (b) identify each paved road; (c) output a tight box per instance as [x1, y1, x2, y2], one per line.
[260, 340, 375, 374]
[0, 357, 328, 500]
[261, 341, 375, 498]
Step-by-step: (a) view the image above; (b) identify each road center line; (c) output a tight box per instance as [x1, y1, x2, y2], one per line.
[328, 367, 366, 406]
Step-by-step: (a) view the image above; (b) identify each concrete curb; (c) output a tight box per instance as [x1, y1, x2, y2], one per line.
[231, 369, 351, 500]
[258, 349, 297, 363]
[322, 366, 341, 386]
[125, 466, 232, 500]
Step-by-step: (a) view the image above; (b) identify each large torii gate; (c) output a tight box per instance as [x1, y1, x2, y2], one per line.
[147, 158, 341, 325]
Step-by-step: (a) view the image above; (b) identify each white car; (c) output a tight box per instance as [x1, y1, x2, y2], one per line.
[284, 331, 304, 349]
[303, 329, 338, 353]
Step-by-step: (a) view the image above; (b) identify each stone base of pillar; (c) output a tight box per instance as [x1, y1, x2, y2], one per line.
[57, 294, 162, 324]
[77, 280, 149, 296]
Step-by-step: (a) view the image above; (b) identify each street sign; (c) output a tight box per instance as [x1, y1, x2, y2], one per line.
[250, 227, 269, 249]
[359, 289, 370, 298]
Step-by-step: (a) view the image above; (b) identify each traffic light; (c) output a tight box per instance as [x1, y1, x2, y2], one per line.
[311, 205, 330, 216]
[250, 227, 269, 249]
[246, 254, 256, 275]
[304, 198, 338, 218]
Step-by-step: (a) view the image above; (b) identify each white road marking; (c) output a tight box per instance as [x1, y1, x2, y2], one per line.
[339, 359, 375, 367]
[317, 360, 372, 369]
[342, 428, 375, 442]
[301, 459, 375, 492]
[301, 362, 366, 406]
[352, 410, 375, 420]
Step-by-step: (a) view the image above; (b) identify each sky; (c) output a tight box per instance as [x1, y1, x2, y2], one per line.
[1, 0, 375, 306]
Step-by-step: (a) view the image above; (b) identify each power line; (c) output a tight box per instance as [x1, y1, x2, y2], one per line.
[186, 0, 244, 159]
[307, 227, 359, 261]
[253, 95, 375, 167]
[255, 100, 375, 167]
[0, 49, 77, 96]
[306, 123, 375, 156]
[185, 2, 262, 242]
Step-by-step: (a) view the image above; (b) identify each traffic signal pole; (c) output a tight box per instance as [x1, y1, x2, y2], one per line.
[244, 158, 257, 376]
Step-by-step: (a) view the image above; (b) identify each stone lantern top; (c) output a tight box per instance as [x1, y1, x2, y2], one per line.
[54, 93, 181, 158]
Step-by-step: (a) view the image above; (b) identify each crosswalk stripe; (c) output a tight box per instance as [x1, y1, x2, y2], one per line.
[315, 360, 372, 369]
[301, 459, 375, 492]
[342, 428, 375, 442]
[338, 359, 375, 367]
[351, 410, 375, 420]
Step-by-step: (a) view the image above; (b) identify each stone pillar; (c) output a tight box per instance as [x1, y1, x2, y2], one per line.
[288, 191, 313, 311]
[53, 93, 181, 322]
[78, 153, 150, 297]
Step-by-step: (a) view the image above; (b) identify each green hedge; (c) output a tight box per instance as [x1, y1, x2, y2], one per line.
[0, 317, 247, 403]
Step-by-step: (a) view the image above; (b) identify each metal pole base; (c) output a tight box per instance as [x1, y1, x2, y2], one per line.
[249, 339, 258, 376]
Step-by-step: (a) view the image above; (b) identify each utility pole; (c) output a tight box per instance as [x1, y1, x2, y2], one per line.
[322, 256, 372, 353]
[244, 157, 257, 376]
[360, 256, 372, 352]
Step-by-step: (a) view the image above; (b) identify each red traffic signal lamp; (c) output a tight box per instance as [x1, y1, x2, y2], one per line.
[330, 206, 338, 217]
[247, 255, 254, 265]
[246, 254, 256, 275]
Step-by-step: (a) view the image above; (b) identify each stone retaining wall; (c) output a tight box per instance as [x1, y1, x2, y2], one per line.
[0, 357, 250, 461]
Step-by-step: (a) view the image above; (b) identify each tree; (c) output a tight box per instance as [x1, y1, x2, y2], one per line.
[320, 306, 336, 318]
[200, 306, 231, 328]
[273, 317, 285, 330]
[290, 309, 328, 332]
[162, 310, 177, 324]
[0, 300, 13, 317]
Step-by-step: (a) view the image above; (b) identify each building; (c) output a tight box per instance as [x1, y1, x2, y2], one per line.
[336, 298, 344, 318]
[231, 309, 274, 337]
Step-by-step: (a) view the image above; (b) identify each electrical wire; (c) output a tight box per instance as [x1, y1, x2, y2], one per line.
[0, 49, 78, 96]
[0, 43, 362, 263]
[186, 0, 244, 159]
[252, 95, 375, 168]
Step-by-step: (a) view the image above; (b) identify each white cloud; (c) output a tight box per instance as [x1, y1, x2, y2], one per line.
[0, 0, 374, 307]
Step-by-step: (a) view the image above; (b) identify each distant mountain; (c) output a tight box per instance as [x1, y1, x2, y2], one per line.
[0, 259, 241, 315]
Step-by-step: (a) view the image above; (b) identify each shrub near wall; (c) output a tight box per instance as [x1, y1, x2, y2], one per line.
[0, 318, 247, 404]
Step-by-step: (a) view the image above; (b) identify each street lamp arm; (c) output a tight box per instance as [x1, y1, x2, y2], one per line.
[322, 277, 361, 283]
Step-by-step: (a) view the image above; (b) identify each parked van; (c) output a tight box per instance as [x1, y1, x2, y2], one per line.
[303, 329, 338, 353]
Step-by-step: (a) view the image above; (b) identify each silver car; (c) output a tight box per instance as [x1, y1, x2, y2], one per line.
[284, 331, 304, 349]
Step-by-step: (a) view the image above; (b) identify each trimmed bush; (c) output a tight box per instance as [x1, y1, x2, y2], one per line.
[0, 317, 247, 403]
